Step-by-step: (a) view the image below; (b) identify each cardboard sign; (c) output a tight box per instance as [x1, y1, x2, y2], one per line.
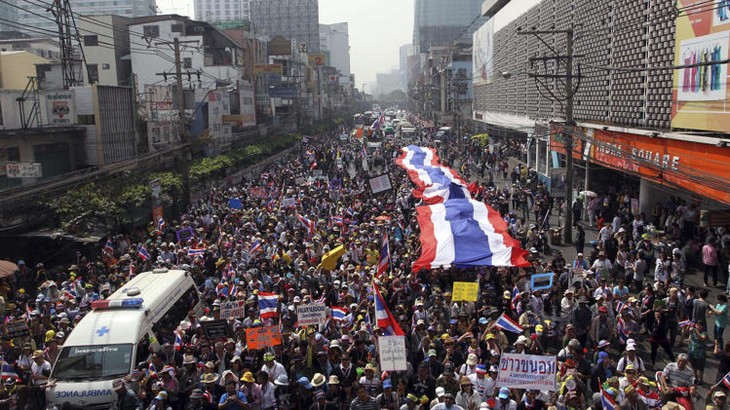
[369, 174, 393, 194]
[152, 206, 164, 225]
[530, 272, 555, 291]
[176, 227, 194, 243]
[497, 353, 557, 391]
[6, 321, 29, 339]
[245, 327, 282, 349]
[378, 336, 408, 371]
[220, 300, 246, 319]
[201, 320, 233, 340]
[281, 198, 297, 208]
[228, 198, 243, 209]
[296, 303, 327, 327]
[452, 282, 479, 302]
[249, 187, 268, 199]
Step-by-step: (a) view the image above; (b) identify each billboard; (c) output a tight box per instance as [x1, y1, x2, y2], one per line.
[472, 19, 494, 86]
[672, 1, 730, 131]
[208, 89, 232, 143]
[145, 84, 180, 151]
[239, 83, 256, 128]
[308, 52, 329, 66]
[46, 91, 75, 125]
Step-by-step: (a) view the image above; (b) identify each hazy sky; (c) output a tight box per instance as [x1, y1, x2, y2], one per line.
[158, 0, 541, 91]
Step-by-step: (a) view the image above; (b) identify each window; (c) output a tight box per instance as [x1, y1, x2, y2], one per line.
[6, 147, 19, 162]
[143, 25, 160, 38]
[83, 35, 98, 46]
[171, 23, 183, 33]
[87, 64, 99, 83]
[102, 63, 110, 70]
[151, 287, 200, 345]
[183, 57, 192, 69]
[52, 344, 133, 381]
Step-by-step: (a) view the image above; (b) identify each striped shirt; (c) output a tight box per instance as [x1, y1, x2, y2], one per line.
[350, 396, 381, 410]
[662, 362, 695, 387]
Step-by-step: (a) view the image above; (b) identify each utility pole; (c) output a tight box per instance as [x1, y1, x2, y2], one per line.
[517, 28, 579, 244]
[155, 37, 199, 210]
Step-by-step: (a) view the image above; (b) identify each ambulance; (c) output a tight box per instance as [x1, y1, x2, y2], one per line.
[45, 269, 203, 409]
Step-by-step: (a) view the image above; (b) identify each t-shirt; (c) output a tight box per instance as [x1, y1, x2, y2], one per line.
[715, 303, 728, 328]
[219, 391, 248, 410]
[693, 299, 709, 326]
[662, 362, 695, 387]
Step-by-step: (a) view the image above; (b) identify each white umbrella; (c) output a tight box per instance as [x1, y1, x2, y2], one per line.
[580, 190, 598, 197]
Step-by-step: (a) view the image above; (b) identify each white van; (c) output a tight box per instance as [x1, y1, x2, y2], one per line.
[46, 269, 203, 409]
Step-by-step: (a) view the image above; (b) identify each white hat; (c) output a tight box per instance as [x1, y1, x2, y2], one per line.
[516, 335, 529, 345]
[435, 387, 446, 397]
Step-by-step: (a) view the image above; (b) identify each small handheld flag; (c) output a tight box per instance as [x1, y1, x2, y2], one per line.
[494, 313, 523, 334]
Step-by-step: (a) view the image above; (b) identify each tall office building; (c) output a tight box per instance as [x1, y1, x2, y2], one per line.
[413, 0, 484, 53]
[251, 0, 319, 52]
[12, 0, 157, 34]
[319, 23, 350, 81]
[194, 0, 252, 24]
[0, 1, 18, 32]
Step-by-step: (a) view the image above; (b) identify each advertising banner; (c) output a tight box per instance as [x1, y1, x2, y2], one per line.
[46, 91, 75, 125]
[672, 1, 730, 131]
[254, 64, 283, 75]
[497, 353, 557, 391]
[239, 83, 256, 128]
[296, 303, 327, 326]
[472, 19, 494, 86]
[5, 163, 42, 178]
[145, 84, 179, 151]
[208, 90, 232, 143]
[590, 129, 730, 205]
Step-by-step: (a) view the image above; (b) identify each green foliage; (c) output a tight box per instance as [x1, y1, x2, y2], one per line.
[148, 172, 182, 193]
[45, 183, 122, 233]
[119, 183, 152, 208]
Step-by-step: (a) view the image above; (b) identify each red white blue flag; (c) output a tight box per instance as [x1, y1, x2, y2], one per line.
[258, 292, 279, 319]
[297, 214, 316, 237]
[396, 145, 471, 204]
[137, 245, 150, 261]
[377, 233, 390, 277]
[331, 306, 347, 322]
[494, 313, 523, 334]
[412, 198, 529, 270]
[373, 283, 404, 336]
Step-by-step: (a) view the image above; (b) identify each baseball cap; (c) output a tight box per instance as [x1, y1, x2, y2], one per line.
[498, 387, 510, 399]
[435, 387, 446, 398]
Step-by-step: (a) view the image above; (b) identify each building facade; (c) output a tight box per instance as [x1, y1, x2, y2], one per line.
[251, 0, 319, 52]
[319, 23, 350, 84]
[194, 0, 252, 24]
[77, 15, 132, 87]
[413, 0, 484, 53]
[14, 0, 157, 33]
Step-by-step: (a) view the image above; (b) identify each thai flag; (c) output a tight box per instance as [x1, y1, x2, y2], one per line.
[395, 146, 471, 205]
[601, 387, 617, 410]
[511, 284, 521, 310]
[377, 234, 390, 277]
[249, 240, 262, 255]
[104, 238, 114, 254]
[310, 161, 318, 171]
[331, 216, 343, 226]
[137, 245, 150, 261]
[721, 370, 730, 389]
[188, 248, 205, 258]
[258, 292, 279, 319]
[345, 207, 355, 217]
[494, 313, 523, 334]
[615, 301, 626, 314]
[331, 306, 347, 322]
[373, 283, 404, 336]
[173, 331, 182, 351]
[617, 316, 630, 344]
[361, 145, 368, 158]
[678, 320, 693, 328]
[1, 364, 20, 383]
[411, 199, 530, 271]
[261, 172, 270, 180]
[228, 280, 237, 298]
[297, 214, 316, 237]
[158, 218, 166, 231]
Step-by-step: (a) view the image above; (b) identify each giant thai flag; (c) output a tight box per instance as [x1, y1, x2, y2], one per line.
[373, 283, 405, 336]
[412, 198, 529, 270]
[258, 292, 279, 319]
[396, 145, 471, 204]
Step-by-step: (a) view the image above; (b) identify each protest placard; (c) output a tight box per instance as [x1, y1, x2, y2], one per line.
[281, 197, 297, 208]
[176, 227, 194, 243]
[228, 198, 243, 209]
[496, 353, 557, 391]
[245, 327, 282, 349]
[296, 303, 327, 326]
[6, 321, 29, 339]
[249, 187, 268, 199]
[530, 272, 555, 291]
[452, 282, 479, 302]
[378, 336, 407, 371]
[201, 320, 232, 340]
[220, 300, 246, 319]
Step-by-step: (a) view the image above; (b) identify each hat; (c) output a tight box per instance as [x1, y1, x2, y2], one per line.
[568, 339, 581, 348]
[275, 375, 289, 386]
[311, 373, 326, 387]
[625, 364, 636, 372]
[598, 340, 610, 348]
[328, 375, 340, 385]
[31, 350, 44, 359]
[383, 379, 393, 389]
[486, 333, 496, 340]
[263, 352, 274, 361]
[479, 317, 489, 325]
[407, 393, 420, 402]
[476, 364, 488, 374]
[428, 349, 438, 357]
[201, 373, 219, 384]
[241, 372, 255, 383]
[714, 391, 727, 399]
[45, 330, 56, 342]
[435, 387, 446, 398]
[489, 365, 499, 372]
[626, 344, 636, 351]
[503, 290, 512, 299]
[205, 361, 215, 369]
[515, 335, 529, 345]
[297, 376, 313, 389]
[598, 351, 609, 363]
[155, 391, 168, 401]
[460, 376, 472, 386]
[190, 389, 204, 399]
[112, 379, 125, 391]
[498, 387, 510, 400]
[364, 363, 376, 372]
[183, 355, 196, 365]
[466, 353, 478, 366]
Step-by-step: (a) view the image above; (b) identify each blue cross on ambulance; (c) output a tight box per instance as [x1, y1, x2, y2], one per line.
[45, 269, 203, 409]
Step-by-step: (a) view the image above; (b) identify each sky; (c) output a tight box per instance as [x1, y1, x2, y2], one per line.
[157, 0, 540, 92]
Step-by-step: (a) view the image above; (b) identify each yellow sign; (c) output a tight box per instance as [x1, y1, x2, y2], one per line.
[308, 53, 327, 66]
[452, 282, 479, 302]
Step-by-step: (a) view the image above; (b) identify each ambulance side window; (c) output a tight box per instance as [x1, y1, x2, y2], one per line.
[135, 335, 150, 366]
[151, 286, 200, 344]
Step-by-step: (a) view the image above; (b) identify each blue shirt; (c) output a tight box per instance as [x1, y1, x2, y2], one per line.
[219, 391, 247, 409]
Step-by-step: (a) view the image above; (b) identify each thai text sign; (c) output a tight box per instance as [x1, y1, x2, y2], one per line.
[296, 303, 327, 326]
[497, 353, 557, 391]
[245, 327, 282, 349]
[220, 300, 246, 319]
[378, 336, 408, 371]
[452, 282, 479, 302]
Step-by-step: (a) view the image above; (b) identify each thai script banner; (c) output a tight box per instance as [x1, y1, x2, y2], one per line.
[496, 353, 557, 391]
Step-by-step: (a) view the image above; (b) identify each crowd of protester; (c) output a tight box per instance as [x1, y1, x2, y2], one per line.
[0, 119, 729, 410]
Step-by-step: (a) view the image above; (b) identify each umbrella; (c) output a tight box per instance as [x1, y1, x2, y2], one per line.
[374, 215, 392, 222]
[580, 190, 598, 197]
[0, 261, 18, 278]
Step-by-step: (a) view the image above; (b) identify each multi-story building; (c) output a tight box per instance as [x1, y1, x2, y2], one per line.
[76, 15, 132, 87]
[194, 0, 252, 24]
[319, 22, 350, 84]
[13, 0, 157, 33]
[251, 0, 319, 52]
[413, 0, 484, 53]
[470, 0, 730, 212]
